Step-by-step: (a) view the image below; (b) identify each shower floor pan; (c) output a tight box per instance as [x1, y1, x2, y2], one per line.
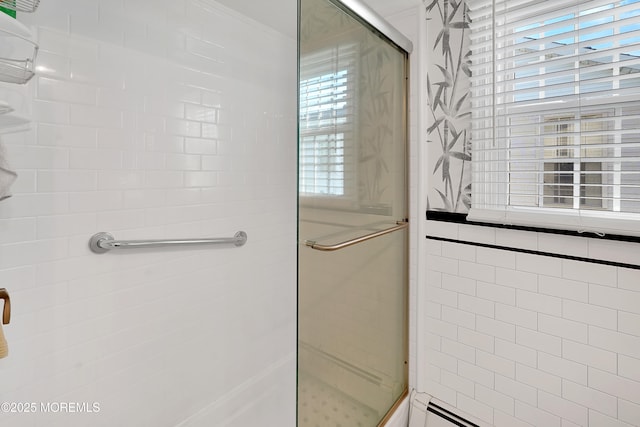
[298, 372, 379, 427]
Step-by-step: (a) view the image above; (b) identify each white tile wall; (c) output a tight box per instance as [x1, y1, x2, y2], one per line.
[421, 220, 640, 427]
[0, 1, 297, 426]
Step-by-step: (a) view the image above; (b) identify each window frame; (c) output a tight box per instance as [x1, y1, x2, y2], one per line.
[467, 0, 640, 237]
[298, 43, 360, 210]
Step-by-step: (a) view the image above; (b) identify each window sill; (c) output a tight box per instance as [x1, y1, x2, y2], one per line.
[426, 210, 640, 244]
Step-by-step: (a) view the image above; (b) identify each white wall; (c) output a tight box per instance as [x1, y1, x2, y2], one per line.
[0, 1, 297, 426]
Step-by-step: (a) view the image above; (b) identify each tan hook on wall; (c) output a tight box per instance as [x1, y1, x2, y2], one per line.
[0, 288, 10, 325]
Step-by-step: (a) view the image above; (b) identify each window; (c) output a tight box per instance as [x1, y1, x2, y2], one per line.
[468, 0, 640, 236]
[299, 45, 357, 198]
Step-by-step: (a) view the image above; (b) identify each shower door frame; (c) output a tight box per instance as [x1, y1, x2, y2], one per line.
[327, 0, 414, 53]
[297, 0, 413, 425]
[377, 39, 410, 427]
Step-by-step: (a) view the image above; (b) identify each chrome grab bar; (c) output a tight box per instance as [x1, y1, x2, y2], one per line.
[305, 221, 408, 252]
[89, 231, 247, 254]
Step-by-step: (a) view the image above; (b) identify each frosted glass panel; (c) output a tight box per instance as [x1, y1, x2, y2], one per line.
[298, 0, 408, 424]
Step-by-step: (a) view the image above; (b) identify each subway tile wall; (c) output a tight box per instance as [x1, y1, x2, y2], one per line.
[422, 220, 640, 426]
[0, 1, 297, 426]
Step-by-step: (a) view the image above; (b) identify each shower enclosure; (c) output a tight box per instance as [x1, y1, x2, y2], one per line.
[297, 0, 412, 425]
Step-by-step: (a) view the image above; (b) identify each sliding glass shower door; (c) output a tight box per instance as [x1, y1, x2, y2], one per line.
[298, 0, 409, 425]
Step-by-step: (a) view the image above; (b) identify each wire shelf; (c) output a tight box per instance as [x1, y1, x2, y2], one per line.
[0, 0, 40, 13]
[0, 56, 34, 84]
[0, 11, 38, 84]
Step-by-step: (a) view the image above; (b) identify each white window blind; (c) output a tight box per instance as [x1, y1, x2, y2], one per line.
[468, 0, 640, 236]
[299, 45, 357, 197]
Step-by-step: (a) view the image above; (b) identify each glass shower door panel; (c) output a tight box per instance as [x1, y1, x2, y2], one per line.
[298, 0, 408, 425]
[298, 229, 407, 426]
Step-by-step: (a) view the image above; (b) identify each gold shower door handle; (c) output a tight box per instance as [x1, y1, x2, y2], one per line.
[305, 221, 408, 252]
[0, 288, 10, 325]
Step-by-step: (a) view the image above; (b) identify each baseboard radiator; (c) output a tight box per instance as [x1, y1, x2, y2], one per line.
[408, 392, 480, 427]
